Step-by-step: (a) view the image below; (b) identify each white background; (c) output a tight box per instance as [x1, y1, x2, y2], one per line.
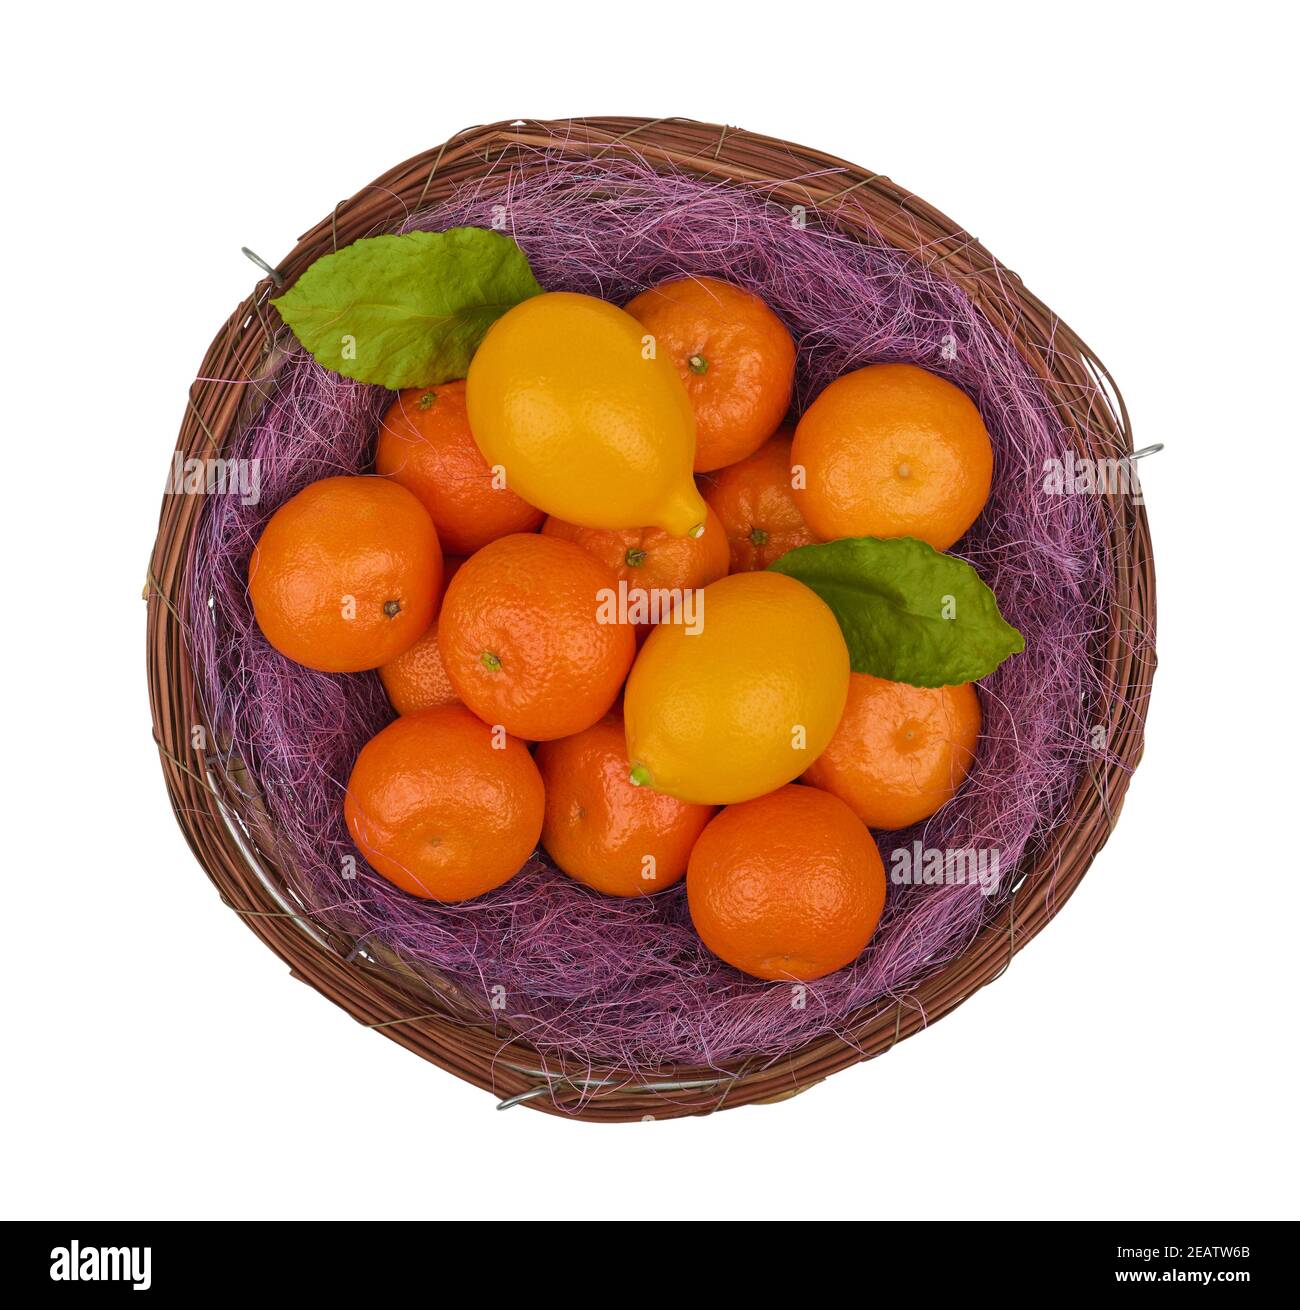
[2, 1, 1296, 1221]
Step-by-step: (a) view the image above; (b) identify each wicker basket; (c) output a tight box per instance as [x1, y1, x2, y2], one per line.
[146, 117, 1156, 1121]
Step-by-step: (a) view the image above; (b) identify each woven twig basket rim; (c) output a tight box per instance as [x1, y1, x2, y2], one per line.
[146, 116, 1156, 1121]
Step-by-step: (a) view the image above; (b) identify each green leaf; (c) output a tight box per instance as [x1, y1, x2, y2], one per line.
[270, 227, 543, 388]
[769, 536, 1024, 687]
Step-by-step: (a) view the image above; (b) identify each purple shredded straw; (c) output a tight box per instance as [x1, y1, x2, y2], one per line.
[187, 154, 1110, 1078]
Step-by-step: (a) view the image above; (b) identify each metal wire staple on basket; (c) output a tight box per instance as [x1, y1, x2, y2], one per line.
[146, 117, 1156, 1121]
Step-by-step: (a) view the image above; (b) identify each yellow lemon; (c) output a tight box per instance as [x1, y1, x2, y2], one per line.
[466, 292, 708, 538]
[624, 571, 850, 804]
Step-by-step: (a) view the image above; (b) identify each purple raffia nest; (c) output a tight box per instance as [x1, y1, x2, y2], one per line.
[186, 149, 1112, 1079]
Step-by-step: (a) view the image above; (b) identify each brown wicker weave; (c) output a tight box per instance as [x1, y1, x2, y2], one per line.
[145, 117, 1156, 1121]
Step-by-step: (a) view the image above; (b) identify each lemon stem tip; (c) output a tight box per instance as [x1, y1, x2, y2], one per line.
[629, 764, 652, 788]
